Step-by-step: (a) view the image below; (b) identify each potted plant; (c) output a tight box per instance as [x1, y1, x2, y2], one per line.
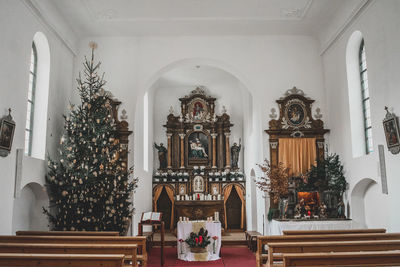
[185, 227, 211, 253]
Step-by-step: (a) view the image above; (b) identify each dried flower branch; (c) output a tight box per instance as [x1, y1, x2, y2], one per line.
[255, 160, 291, 203]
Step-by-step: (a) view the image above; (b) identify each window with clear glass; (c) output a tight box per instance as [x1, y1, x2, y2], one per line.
[359, 40, 373, 154]
[25, 42, 37, 156]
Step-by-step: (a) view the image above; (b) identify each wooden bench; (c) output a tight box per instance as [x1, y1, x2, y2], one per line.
[282, 251, 400, 266]
[245, 231, 261, 252]
[256, 233, 400, 267]
[0, 236, 147, 267]
[0, 243, 137, 267]
[0, 253, 125, 267]
[267, 239, 400, 266]
[16, 230, 120, 236]
[282, 228, 386, 235]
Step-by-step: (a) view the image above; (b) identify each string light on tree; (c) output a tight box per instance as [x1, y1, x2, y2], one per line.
[43, 42, 138, 234]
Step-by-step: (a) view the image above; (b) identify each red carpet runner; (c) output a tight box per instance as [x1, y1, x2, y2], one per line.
[147, 247, 256, 267]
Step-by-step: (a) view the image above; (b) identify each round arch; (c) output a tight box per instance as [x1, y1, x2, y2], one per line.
[12, 182, 49, 233]
[350, 177, 377, 226]
[133, 57, 259, 233]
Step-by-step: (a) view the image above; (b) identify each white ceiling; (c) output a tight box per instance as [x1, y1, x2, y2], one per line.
[154, 65, 241, 89]
[38, 0, 363, 37]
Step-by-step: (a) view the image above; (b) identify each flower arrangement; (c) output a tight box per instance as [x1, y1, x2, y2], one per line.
[255, 160, 291, 204]
[185, 227, 211, 253]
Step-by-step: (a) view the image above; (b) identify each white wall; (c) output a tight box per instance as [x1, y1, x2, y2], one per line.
[321, 0, 400, 231]
[0, 0, 76, 234]
[75, 34, 325, 233]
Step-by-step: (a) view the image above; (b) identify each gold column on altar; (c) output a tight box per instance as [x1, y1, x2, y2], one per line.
[179, 133, 185, 168]
[224, 132, 231, 168]
[167, 133, 172, 169]
[211, 133, 218, 169]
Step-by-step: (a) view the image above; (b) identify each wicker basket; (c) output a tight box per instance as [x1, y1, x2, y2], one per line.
[190, 247, 207, 253]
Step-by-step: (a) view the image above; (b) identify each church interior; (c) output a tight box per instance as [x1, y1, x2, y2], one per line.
[1, 0, 400, 266]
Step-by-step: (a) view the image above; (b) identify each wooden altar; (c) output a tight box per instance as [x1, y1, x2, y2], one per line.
[175, 200, 225, 224]
[265, 87, 330, 218]
[152, 87, 245, 230]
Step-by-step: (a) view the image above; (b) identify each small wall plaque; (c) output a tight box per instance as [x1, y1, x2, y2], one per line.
[383, 107, 400, 155]
[0, 108, 16, 157]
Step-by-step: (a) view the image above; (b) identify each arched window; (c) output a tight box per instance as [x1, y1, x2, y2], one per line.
[359, 40, 373, 154]
[346, 31, 373, 157]
[24, 42, 37, 156]
[24, 32, 50, 159]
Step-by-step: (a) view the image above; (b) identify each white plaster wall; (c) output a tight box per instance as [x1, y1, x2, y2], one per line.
[75, 34, 325, 234]
[0, 1, 75, 234]
[321, 0, 400, 231]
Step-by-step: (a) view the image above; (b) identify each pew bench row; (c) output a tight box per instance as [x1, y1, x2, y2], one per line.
[0, 234, 148, 267]
[256, 230, 400, 267]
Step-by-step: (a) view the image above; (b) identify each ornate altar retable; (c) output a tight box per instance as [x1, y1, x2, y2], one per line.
[153, 87, 245, 230]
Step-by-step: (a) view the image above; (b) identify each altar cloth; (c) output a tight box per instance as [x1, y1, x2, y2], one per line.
[268, 219, 365, 235]
[177, 221, 221, 261]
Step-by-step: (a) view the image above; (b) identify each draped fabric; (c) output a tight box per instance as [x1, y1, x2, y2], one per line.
[278, 138, 317, 176]
[153, 185, 164, 212]
[233, 184, 245, 229]
[164, 186, 175, 230]
[153, 185, 174, 230]
[223, 184, 233, 229]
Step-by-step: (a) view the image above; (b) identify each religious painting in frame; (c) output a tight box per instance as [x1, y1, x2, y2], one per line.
[178, 184, 186, 195]
[284, 99, 307, 127]
[188, 98, 209, 122]
[211, 183, 219, 195]
[193, 176, 205, 192]
[383, 108, 400, 154]
[0, 110, 16, 156]
[188, 132, 209, 159]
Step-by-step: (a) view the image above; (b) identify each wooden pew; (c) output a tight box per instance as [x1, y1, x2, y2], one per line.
[282, 228, 386, 235]
[0, 236, 147, 267]
[282, 251, 400, 266]
[0, 253, 125, 267]
[16, 230, 120, 236]
[0, 243, 137, 267]
[256, 233, 400, 267]
[245, 231, 262, 252]
[267, 239, 400, 266]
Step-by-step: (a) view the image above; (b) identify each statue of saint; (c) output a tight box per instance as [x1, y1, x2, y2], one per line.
[337, 198, 345, 218]
[231, 139, 241, 169]
[319, 202, 328, 219]
[190, 138, 208, 158]
[154, 142, 167, 169]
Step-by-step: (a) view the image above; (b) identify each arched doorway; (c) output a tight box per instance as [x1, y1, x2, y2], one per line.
[226, 186, 242, 229]
[156, 187, 172, 229]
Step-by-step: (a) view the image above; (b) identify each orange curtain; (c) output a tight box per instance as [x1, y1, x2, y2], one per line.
[278, 138, 317, 176]
[223, 184, 233, 229]
[164, 186, 175, 230]
[153, 185, 164, 211]
[234, 184, 245, 229]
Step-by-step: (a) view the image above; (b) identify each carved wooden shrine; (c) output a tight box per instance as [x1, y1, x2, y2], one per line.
[265, 87, 330, 217]
[110, 99, 133, 173]
[265, 87, 329, 165]
[153, 87, 245, 230]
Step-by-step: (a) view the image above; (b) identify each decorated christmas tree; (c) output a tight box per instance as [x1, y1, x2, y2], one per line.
[43, 45, 137, 234]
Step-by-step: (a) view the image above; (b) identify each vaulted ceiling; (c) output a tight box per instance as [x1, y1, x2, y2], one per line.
[35, 0, 364, 37]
